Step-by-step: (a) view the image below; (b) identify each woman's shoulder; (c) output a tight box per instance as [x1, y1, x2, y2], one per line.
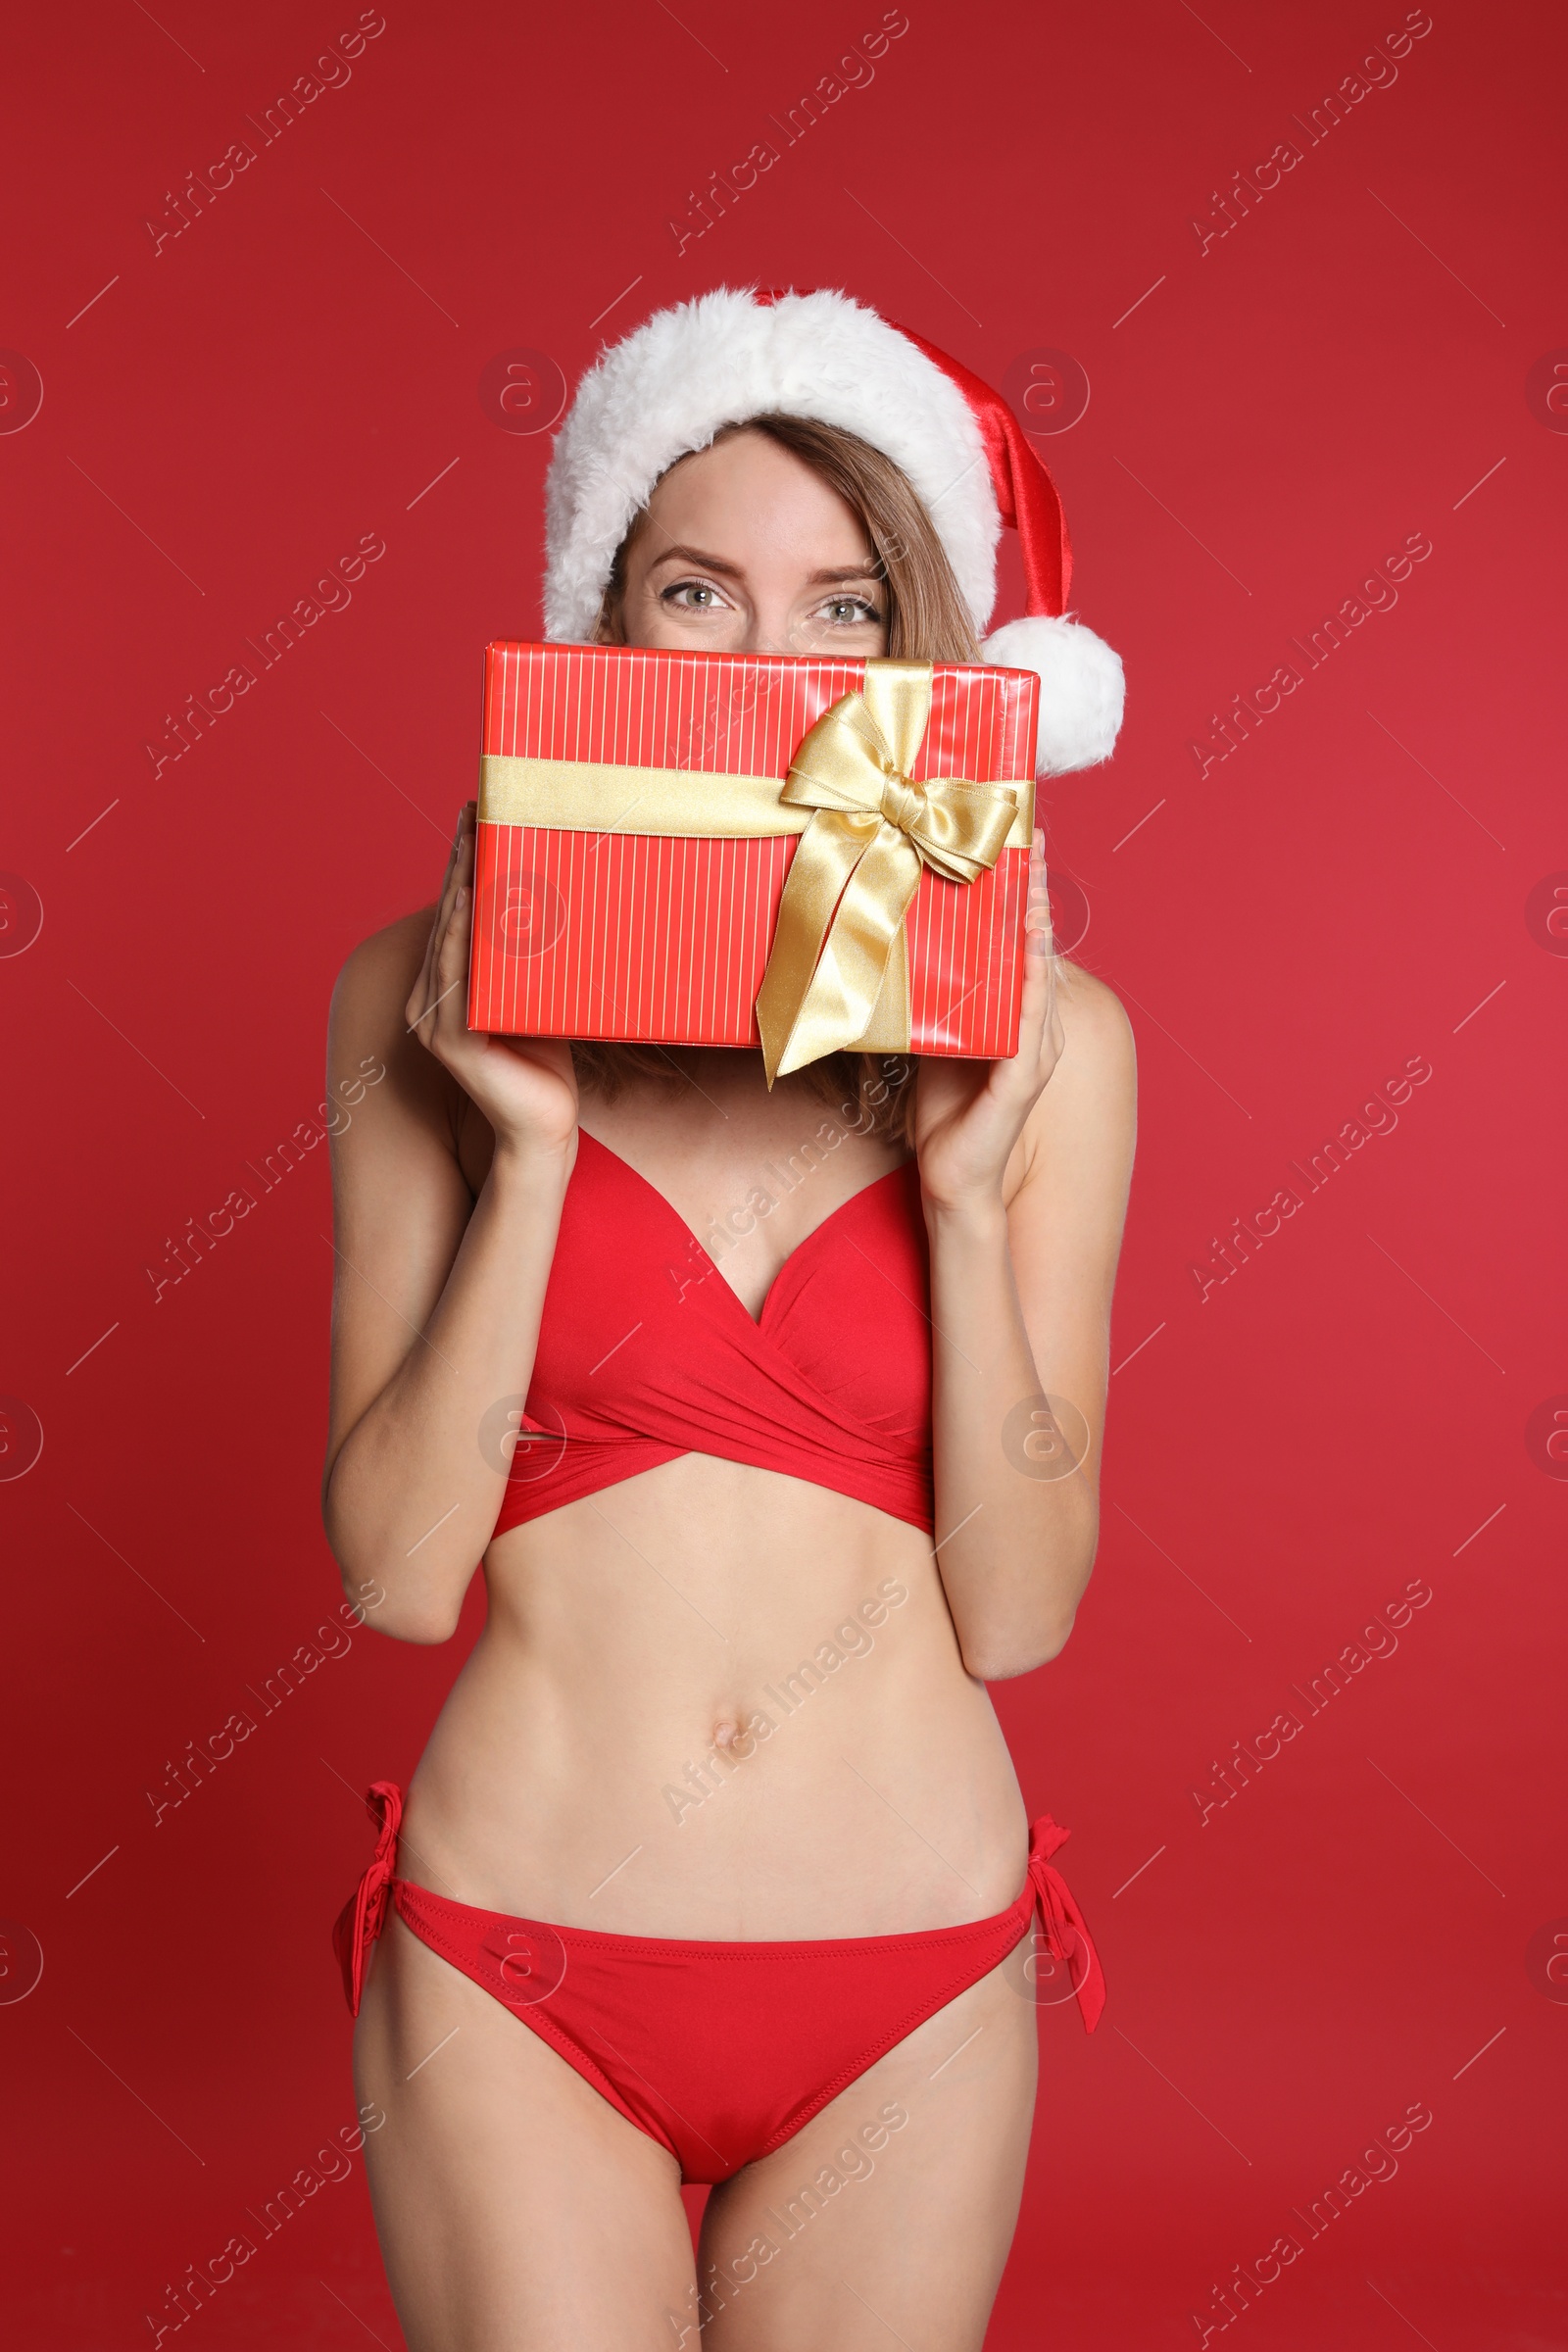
[333, 906, 436, 1012]
[1053, 958, 1136, 1079]
[328, 907, 450, 1119]
[330, 906, 439, 1047]
[1016, 956, 1136, 1189]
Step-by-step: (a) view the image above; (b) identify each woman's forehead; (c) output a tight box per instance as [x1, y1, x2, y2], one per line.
[642, 431, 872, 550]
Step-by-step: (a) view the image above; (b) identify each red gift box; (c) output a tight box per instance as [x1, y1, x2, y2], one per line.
[466, 642, 1038, 1072]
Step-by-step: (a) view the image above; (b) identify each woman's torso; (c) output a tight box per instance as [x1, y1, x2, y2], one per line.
[398, 1055, 1030, 1940]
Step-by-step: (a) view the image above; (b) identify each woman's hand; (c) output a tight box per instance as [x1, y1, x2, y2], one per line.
[406, 803, 579, 1158]
[911, 827, 1065, 1210]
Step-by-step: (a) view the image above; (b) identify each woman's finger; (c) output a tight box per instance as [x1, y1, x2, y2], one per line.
[409, 905, 443, 1033]
[432, 866, 472, 1016]
[997, 829, 1062, 1094]
[1026, 829, 1057, 1028]
[412, 808, 470, 1036]
[1012, 928, 1054, 1075]
[1023, 825, 1053, 940]
[427, 811, 477, 1045]
[1020, 831, 1054, 1002]
[420, 804, 469, 978]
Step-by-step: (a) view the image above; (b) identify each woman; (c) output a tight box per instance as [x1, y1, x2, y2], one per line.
[325, 288, 1135, 2351]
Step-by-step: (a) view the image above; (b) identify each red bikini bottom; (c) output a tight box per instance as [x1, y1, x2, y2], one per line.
[335, 1782, 1104, 2186]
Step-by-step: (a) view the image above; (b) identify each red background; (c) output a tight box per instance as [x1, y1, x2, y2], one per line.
[2, 3, 1563, 2345]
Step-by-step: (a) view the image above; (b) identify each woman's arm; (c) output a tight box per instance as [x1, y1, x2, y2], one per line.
[322, 807, 578, 1642]
[915, 836, 1137, 1679]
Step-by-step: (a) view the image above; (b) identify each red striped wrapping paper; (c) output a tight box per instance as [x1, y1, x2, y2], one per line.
[466, 642, 1039, 1059]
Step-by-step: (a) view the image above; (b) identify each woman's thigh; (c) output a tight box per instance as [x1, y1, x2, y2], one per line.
[354, 1911, 696, 2352]
[696, 1933, 1039, 2352]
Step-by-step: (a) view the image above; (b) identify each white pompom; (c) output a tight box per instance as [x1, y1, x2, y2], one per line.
[982, 614, 1125, 777]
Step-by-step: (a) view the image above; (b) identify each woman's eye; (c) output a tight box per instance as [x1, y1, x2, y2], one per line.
[662, 579, 726, 611]
[821, 595, 882, 625]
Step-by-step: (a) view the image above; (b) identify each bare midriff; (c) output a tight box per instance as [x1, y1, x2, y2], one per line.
[398, 1454, 1029, 1943]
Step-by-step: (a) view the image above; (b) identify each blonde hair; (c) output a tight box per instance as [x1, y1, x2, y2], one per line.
[578, 413, 981, 1142]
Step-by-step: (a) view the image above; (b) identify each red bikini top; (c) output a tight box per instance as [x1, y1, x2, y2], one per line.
[492, 1131, 934, 1540]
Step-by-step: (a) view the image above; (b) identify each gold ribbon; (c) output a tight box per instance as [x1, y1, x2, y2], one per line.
[754, 661, 1018, 1083]
[477, 661, 1026, 1084]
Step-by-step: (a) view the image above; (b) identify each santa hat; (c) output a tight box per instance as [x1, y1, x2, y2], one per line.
[543, 287, 1123, 778]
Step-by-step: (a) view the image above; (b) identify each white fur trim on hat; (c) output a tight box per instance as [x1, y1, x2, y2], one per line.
[543, 287, 1000, 643]
[982, 615, 1126, 776]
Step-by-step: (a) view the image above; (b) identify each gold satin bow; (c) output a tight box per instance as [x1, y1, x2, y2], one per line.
[755, 661, 1020, 1085]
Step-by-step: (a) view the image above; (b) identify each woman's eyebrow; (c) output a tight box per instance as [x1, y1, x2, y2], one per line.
[645, 543, 746, 576]
[644, 548, 882, 586]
